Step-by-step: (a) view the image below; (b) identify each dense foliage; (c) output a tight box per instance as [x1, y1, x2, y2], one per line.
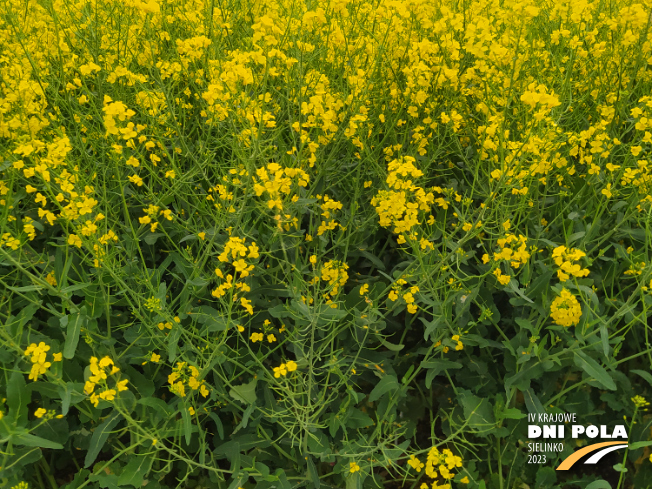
[1, 0, 652, 488]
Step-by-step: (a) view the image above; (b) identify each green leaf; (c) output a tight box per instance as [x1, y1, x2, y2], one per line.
[137, 397, 172, 417]
[57, 382, 86, 416]
[208, 412, 224, 440]
[7, 369, 29, 426]
[61, 283, 91, 294]
[84, 410, 122, 468]
[143, 233, 164, 245]
[501, 408, 526, 420]
[230, 379, 258, 404]
[167, 326, 181, 362]
[63, 310, 87, 359]
[306, 456, 320, 489]
[573, 350, 616, 391]
[232, 402, 255, 434]
[505, 361, 547, 392]
[117, 456, 152, 487]
[631, 370, 652, 387]
[368, 375, 399, 402]
[275, 469, 291, 489]
[585, 482, 611, 489]
[14, 432, 63, 449]
[421, 359, 462, 389]
[181, 404, 192, 446]
[523, 388, 545, 416]
[458, 389, 495, 434]
[628, 440, 652, 450]
[377, 337, 404, 351]
[194, 305, 227, 331]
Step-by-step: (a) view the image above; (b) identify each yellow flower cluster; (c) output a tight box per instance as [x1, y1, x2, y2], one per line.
[488, 234, 532, 269]
[319, 260, 349, 297]
[388, 279, 420, 314]
[317, 195, 343, 236]
[433, 334, 464, 354]
[83, 356, 129, 407]
[252, 163, 309, 211]
[550, 288, 582, 328]
[552, 246, 590, 282]
[371, 156, 434, 235]
[167, 362, 210, 398]
[139, 204, 160, 232]
[0, 232, 21, 250]
[407, 446, 465, 488]
[24, 342, 62, 381]
[273, 360, 298, 378]
[213, 237, 259, 314]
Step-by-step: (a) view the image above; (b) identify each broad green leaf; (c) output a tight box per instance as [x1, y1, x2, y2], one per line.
[628, 440, 652, 450]
[167, 326, 181, 361]
[57, 382, 86, 416]
[232, 402, 255, 434]
[377, 337, 404, 351]
[14, 432, 63, 450]
[523, 388, 545, 416]
[504, 361, 547, 392]
[7, 369, 28, 426]
[181, 405, 192, 445]
[573, 350, 616, 391]
[306, 456, 320, 489]
[63, 310, 87, 359]
[585, 482, 611, 489]
[421, 359, 462, 389]
[230, 379, 258, 404]
[631, 370, 652, 387]
[137, 397, 172, 416]
[368, 375, 399, 403]
[117, 455, 152, 487]
[84, 410, 122, 468]
[501, 407, 526, 420]
[194, 305, 227, 331]
[458, 389, 495, 434]
[208, 412, 225, 440]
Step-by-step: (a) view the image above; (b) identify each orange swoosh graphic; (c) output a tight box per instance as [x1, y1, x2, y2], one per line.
[556, 441, 627, 470]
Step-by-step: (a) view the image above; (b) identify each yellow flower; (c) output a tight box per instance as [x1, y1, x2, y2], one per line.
[34, 408, 47, 418]
[273, 363, 288, 378]
[188, 406, 195, 415]
[460, 476, 470, 484]
[250, 332, 263, 342]
[359, 284, 369, 295]
[198, 232, 206, 240]
[84, 381, 96, 394]
[68, 234, 82, 248]
[550, 288, 582, 327]
[349, 462, 360, 473]
[151, 352, 161, 363]
[286, 360, 298, 372]
[407, 455, 424, 472]
[53, 352, 62, 362]
[267, 334, 276, 343]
